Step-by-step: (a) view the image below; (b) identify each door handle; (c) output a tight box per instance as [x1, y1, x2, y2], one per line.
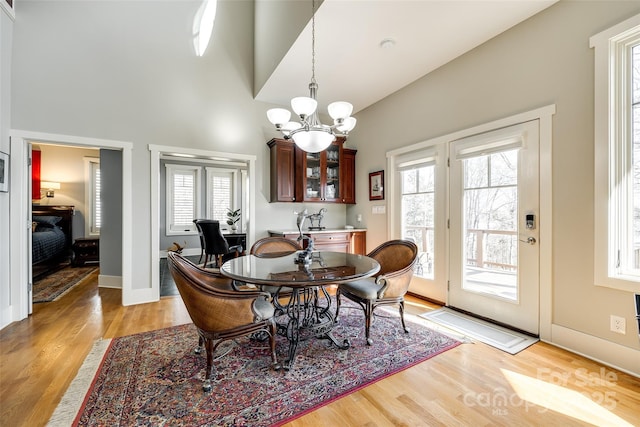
[519, 237, 536, 245]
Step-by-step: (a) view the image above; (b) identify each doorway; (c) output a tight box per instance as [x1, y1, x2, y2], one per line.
[387, 105, 554, 339]
[448, 120, 540, 334]
[8, 131, 132, 324]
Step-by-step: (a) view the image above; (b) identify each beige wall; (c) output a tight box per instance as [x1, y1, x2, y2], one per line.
[347, 0, 640, 368]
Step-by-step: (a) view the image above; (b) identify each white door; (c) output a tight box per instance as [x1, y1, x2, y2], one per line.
[449, 120, 539, 334]
[28, 144, 34, 315]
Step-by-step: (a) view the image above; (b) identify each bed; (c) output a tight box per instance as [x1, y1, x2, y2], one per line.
[32, 205, 74, 274]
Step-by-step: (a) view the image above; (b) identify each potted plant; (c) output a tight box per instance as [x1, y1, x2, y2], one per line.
[226, 208, 241, 232]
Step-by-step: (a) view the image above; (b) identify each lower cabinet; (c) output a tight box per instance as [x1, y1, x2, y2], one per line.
[269, 230, 366, 255]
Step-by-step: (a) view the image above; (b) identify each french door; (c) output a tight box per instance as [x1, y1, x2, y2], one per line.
[449, 120, 540, 334]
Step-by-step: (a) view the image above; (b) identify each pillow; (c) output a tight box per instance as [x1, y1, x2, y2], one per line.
[33, 215, 62, 226]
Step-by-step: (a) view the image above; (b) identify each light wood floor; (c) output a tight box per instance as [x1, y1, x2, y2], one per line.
[1, 271, 639, 427]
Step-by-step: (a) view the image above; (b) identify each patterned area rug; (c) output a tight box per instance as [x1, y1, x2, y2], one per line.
[51, 301, 460, 426]
[33, 265, 98, 303]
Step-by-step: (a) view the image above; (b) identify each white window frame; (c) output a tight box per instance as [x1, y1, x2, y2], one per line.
[591, 13, 640, 292]
[205, 167, 237, 228]
[165, 164, 201, 236]
[84, 157, 101, 237]
[397, 149, 438, 280]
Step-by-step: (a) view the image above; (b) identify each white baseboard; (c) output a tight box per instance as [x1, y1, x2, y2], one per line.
[159, 248, 201, 258]
[123, 287, 158, 306]
[98, 274, 122, 289]
[548, 324, 640, 377]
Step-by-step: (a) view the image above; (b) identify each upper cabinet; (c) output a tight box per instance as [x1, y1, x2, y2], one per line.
[268, 138, 297, 202]
[268, 137, 357, 204]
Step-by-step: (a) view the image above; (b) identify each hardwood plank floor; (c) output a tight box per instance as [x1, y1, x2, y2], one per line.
[1, 272, 639, 427]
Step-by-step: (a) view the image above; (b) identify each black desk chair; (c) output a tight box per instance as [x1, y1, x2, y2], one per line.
[193, 219, 206, 264]
[194, 219, 244, 268]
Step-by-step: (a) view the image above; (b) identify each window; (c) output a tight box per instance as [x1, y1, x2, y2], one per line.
[166, 164, 201, 234]
[397, 150, 437, 279]
[592, 13, 640, 291]
[84, 157, 101, 236]
[205, 167, 236, 224]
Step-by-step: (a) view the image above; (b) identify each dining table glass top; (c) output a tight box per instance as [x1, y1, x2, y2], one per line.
[220, 251, 380, 287]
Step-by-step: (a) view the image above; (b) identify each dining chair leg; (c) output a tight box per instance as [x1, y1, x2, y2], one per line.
[365, 300, 374, 346]
[399, 300, 410, 334]
[335, 289, 342, 321]
[268, 321, 279, 370]
[203, 338, 214, 392]
[195, 335, 204, 354]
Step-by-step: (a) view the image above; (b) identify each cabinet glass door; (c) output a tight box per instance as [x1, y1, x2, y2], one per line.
[325, 143, 340, 201]
[305, 152, 322, 200]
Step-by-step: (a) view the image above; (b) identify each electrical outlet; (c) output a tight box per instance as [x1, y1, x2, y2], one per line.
[610, 315, 626, 334]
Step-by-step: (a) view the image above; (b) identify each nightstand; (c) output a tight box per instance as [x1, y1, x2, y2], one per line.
[72, 237, 100, 266]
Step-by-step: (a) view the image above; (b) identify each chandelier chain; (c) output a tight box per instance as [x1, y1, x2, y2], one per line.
[311, 0, 316, 84]
[264, 0, 355, 153]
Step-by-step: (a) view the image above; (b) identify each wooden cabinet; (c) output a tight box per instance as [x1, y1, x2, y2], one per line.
[270, 230, 366, 255]
[268, 138, 297, 202]
[309, 232, 351, 252]
[268, 137, 356, 204]
[341, 148, 356, 204]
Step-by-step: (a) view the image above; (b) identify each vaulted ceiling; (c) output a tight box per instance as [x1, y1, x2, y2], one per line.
[255, 0, 557, 114]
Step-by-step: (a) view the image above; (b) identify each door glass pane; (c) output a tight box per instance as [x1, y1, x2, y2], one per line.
[462, 149, 518, 300]
[632, 44, 640, 270]
[401, 166, 434, 279]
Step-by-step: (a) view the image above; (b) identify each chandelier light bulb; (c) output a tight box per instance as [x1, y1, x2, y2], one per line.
[327, 102, 353, 121]
[292, 129, 335, 153]
[281, 121, 303, 136]
[266, 108, 291, 127]
[336, 117, 357, 133]
[291, 97, 317, 118]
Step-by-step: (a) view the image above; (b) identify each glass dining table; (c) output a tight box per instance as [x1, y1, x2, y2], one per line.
[220, 251, 380, 370]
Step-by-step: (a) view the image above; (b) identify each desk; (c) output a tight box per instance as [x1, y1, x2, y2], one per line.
[221, 252, 380, 369]
[223, 232, 246, 251]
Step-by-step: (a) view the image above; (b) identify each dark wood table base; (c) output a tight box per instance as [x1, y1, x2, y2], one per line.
[276, 285, 349, 370]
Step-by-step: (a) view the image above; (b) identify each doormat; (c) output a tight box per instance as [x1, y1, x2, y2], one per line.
[420, 307, 538, 354]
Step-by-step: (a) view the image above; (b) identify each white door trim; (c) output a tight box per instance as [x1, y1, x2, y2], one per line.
[386, 104, 555, 341]
[148, 144, 256, 299]
[8, 129, 133, 325]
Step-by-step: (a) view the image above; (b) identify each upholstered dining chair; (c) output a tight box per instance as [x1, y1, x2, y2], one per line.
[194, 219, 243, 268]
[335, 239, 418, 346]
[249, 237, 302, 312]
[167, 252, 278, 391]
[250, 236, 301, 258]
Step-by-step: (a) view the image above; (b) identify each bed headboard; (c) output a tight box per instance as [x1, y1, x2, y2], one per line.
[32, 205, 75, 248]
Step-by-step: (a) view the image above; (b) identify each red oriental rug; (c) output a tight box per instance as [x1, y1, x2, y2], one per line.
[51, 301, 460, 426]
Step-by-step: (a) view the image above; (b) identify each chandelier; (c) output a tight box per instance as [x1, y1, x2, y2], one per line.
[266, 0, 356, 153]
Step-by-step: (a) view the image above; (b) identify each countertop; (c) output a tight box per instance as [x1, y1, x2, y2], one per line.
[269, 228, 367, 235]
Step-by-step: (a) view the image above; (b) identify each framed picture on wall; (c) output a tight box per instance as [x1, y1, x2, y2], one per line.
[369, 170, 384, 201]
[0, 0, 15, 20]
[0, 151, 9, 192]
